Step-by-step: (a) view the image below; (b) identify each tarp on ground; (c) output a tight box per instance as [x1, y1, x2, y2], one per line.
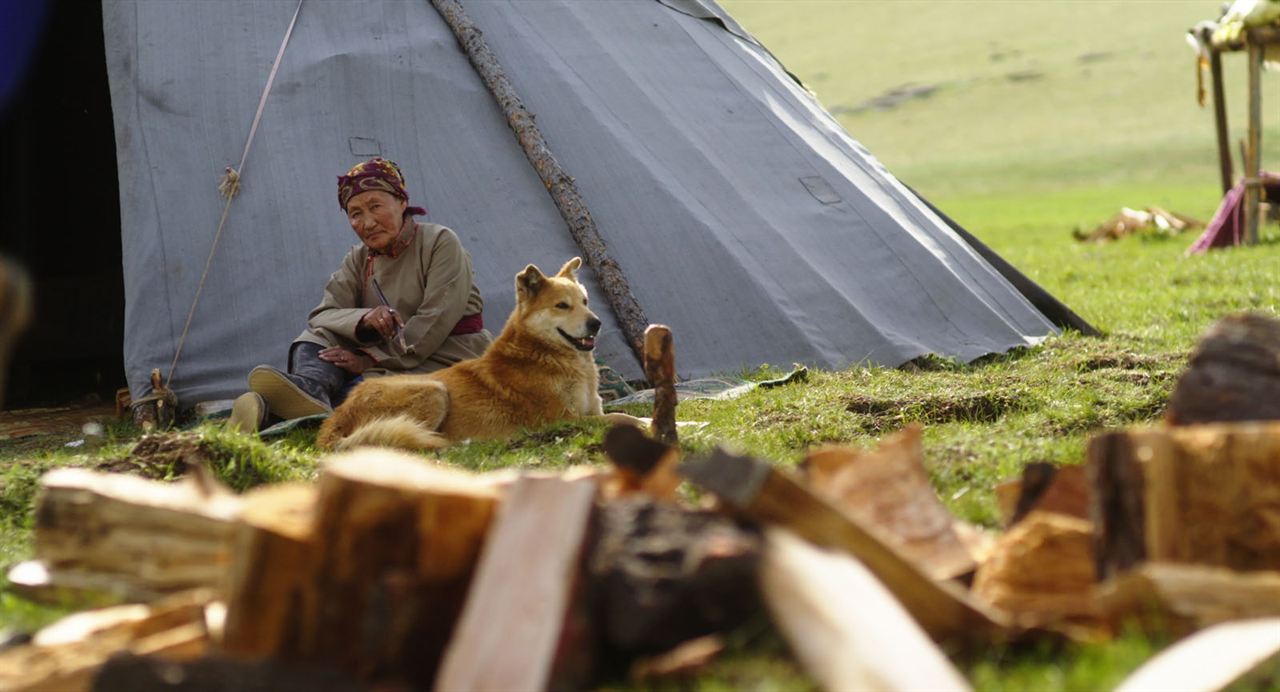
[103, 0, 1060, 404]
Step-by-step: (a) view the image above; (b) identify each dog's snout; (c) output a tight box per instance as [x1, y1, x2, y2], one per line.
[586, 316, 602, 335]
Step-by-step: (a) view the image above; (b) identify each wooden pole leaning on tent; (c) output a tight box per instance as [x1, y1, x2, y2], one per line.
[430, 0, 650, 365]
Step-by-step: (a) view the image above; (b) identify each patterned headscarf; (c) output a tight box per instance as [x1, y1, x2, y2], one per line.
[336, 157, 427, 216]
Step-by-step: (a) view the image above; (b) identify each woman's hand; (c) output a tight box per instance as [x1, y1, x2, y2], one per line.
[358, 305, 404, 340]
[319, 347, 373, 375]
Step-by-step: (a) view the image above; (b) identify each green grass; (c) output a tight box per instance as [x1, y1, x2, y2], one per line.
[4, 0, 1280, 687]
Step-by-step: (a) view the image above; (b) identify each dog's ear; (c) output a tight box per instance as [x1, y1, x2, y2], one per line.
[516, 264, 546, 300]
[556, 257, 582, 278]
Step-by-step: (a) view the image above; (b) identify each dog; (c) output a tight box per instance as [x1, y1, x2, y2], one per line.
[317, 257, 632, 451]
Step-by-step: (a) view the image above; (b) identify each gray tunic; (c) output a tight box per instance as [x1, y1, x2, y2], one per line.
[294, 220, 492, 375]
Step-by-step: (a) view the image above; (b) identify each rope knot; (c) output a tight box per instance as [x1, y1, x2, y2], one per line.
[217, 166, 242, 200]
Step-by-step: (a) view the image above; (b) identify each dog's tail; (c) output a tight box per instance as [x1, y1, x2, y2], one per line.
[334, 414, 450, 452]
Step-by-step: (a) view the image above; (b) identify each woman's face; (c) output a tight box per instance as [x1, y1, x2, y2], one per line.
[346, 190, 408, 252]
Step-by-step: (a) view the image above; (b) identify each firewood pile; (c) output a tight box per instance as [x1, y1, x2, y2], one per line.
[3, 315, 1280, 691]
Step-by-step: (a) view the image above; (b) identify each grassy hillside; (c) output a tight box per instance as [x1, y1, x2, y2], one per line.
[723, 0, 1278, 199]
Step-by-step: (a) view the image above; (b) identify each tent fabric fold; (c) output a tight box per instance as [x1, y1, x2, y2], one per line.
[104, 0, 1063, 405]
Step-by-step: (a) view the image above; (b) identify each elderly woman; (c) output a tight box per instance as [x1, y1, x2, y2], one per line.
[229, 157, 492, 432]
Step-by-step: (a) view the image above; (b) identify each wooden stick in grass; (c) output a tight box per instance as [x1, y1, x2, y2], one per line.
[644, 324, 677, 445]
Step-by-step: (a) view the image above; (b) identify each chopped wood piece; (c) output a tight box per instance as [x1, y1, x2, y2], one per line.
[7, 560, 162, 607]
[643, 325, 677, 445]
[1166, 312, 1280, 425]
[0, 589, 213, 692]
[1090, 423, 1280, 577]
[92, 654, 370, 692]
[1097, 564, 1280, 636]
[799, 426, 976, 582]
[289, 449, 500, 687]
[221, 483, 317, 659]
[1113, 617, 1280, 692]
[972, 513, 1100, 624]
[760, 528, 972, 692]
[628, 635, 725, 683]
[952, 521, 998, 567]
[1006, 463, 1090, 527]
[33, 468, 243, 598]
[590, 498, 761, 656]
[682, 447, 1006, 644]
[602, 424, 681, 501]
[436, 475, 599, 692]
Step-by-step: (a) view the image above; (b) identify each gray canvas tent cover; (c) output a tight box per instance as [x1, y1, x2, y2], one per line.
[105, 0, 1074, 404]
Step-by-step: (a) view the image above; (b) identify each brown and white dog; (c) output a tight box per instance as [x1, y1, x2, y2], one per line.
[317, 257, 633, 451]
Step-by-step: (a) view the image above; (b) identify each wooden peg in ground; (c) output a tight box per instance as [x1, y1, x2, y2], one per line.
[435, 475, 599, 692]
[799, 425, 976, 582]
[602, 423, 681, 501]
[760, 528, 972, 691]
[681, 447, 1007, 645]
[644, 324, 677, 445]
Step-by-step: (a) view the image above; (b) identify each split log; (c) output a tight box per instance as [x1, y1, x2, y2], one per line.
[799, 425, 975, 582]
[293, 449, 500, 687]
[1089, 423, 1280, 578]
[0, 589, 214, 692]
[682, 447, 1007, 644]
[7, 560, 162, 607]
[601, 424, 681, 501]
[1166, 312, 1280, 425]
[32, 468, 243, 598]
[628, 635, 725, 683]
[589, 497, 761, 657]
[1096, 563, 1280, 636]
[436, 475, 598, 692]
[643, 325, 677, 445]
[1113, 617, 1280, 692]
[1000, 462, 1090, 527]
[92, 654, 368, 692]
[972, 513, 1100, 625]
[221, 483, 316, 659]
[759, 528, 972, 691]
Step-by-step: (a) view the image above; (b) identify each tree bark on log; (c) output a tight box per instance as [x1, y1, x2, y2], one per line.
[1090, 423, 1280, 578]
[293, 449, 500, 687]
[589, 497, 760, 658]
[436, 475, 599, 692]
[1166, 312, 1280, 425]
[429, 0, 649, 364]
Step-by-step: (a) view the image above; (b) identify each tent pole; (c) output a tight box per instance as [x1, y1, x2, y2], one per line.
[430, 0, 650, 367]
[1245, 40, 1262, 246]
[1209, 47, 1233, 195]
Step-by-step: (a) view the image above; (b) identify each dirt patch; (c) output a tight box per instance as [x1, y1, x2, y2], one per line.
[832, 83, 941, 116]
[1078, 51, 1113, 64]
[1074, 351, 1178, 372]
[1005, 70, 1044, 83]
[95, 432, 213, 480]
[845, 391, 1024, 428]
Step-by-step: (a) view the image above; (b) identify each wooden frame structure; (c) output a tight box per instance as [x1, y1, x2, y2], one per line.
[1200, 25, 1280, 245]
